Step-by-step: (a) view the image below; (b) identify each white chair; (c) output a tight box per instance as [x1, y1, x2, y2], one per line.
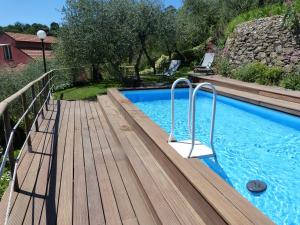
[156, 60, 181, 76]
[194, 53, 215, 74]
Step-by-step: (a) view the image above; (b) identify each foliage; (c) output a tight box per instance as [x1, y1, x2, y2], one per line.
[280, 74, 300, 90]
[225, 3, 287, 37]
[215, 57, 232, 77]
[0, 22, 59, 36]
[256, 66, 284, 85]
[0, 60, 49, 102]
[233, 62, 268, 82]
[155, 55, 170, 71]
[0, 167, 10, 200]
[171, 44, 205, 64]
[56, 0, 172, 81]
[283, 0, 300, 42]
[233, 62, 285, 86]
[175, 0, 226, 49]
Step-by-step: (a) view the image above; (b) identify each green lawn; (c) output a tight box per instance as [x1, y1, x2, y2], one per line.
[53, 67, 190, 101]
[53, 82, 120, 100]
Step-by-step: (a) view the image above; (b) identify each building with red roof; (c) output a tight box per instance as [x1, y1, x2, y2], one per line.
[0, 32, 56, 68]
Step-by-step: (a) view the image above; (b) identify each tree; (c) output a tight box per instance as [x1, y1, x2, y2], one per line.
[0, 22, 52, 35]
[50, 22, 60, 36]
[159, 6, 177, 59]
[133, 0, 163, 75]
[57, 0, 140, 82]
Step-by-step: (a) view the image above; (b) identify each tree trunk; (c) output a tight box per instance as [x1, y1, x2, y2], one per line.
[92, 64, 103, 82]
[134, 48, 143, 82]
[139, 34, 156, 74]
[143, 46, 156, 74]
[165, 41, 172, 59]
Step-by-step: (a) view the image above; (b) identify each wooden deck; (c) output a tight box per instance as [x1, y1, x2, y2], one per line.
[0, 94, 274, 225]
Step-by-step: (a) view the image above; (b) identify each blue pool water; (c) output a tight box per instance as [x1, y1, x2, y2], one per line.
[123, 88, 300, 225]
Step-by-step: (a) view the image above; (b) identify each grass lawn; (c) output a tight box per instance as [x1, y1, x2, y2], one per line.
[53, 67, 190, 101]
[53, 81, 120, 100]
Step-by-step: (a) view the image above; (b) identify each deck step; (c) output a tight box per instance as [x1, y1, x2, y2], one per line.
[98, 95, 210, 225]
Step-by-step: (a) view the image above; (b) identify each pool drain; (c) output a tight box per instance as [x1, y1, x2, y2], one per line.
[246, 180, 267, 193]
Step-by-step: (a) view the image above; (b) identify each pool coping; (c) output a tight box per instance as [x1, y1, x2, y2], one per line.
[189, 75, 300, 116]
[107, 88, 275, 225]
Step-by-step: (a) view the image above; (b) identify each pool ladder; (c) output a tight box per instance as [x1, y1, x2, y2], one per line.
[168, 78, 218, 161]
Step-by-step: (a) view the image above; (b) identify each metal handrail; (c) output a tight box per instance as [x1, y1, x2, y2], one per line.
[2, 82, 54, 225]
[168, 78, 193, 142]
[188, 82, 217, 161]
[0, 77, 54, 180]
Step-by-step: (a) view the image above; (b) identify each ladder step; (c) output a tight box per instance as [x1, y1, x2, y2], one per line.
[169, 140, 214, 159]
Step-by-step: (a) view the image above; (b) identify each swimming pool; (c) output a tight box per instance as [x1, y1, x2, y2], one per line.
[123, 88, 300, 225]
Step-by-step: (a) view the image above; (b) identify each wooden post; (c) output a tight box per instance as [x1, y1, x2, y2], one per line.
[3, 108, 19, 191]
[21, 93, 32, 152]
[38, 81, 45, 119]
[31, 85, 39, 132]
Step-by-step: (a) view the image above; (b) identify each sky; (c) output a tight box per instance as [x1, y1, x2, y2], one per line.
[0, 0, 182, 27]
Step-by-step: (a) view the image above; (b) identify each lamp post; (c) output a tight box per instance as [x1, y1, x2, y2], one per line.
[37, 30, 47, 73]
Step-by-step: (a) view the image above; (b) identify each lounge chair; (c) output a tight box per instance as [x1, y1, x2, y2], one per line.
[156, 60, 181, 76]
[194, 53, 215, 74]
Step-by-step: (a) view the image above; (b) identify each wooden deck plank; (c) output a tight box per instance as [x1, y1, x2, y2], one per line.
[39, 100, 69, 225]
[73, 101, 89, 225]
[98, 96, 182, 225]
[56, 101, 75, 225]
[99, 96, 207, 225]
[84, 101, 137, 225]
[80, 101, 105, 225]
[93, 102, 159, 225]
[85, 102, 122, 225]
[36, 100, 68, 225]
[21, 103, 63, 225]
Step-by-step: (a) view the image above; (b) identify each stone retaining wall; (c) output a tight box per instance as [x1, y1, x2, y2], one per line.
[225, 16, 300, 72]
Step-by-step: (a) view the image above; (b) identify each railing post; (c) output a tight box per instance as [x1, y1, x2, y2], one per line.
[38, 80, 45, 119]
[46, 72, 51, 107]
[21, 93, 32, 153]
[43, 77, 48, 111]
[3, 108, 19, 191]
[31, 85, 39, 132]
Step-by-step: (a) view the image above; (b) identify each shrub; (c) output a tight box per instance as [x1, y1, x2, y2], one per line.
[171, 44, 205, 64]
[256, 67, 284, 85]
[233, 62, 285, 86]
[280, 74, 300, 90]
[155, 55, 170, 71]
[215, 58, 232, 77]
[233, 62, 268, 82]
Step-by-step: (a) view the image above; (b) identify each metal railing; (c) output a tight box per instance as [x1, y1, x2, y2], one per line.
[168, 78, 193, 142]
[0, 70, 56, 225]
[188, 82, 217, 161]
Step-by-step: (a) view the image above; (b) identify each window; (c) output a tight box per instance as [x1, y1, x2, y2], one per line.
[3, 45, 12, 60]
